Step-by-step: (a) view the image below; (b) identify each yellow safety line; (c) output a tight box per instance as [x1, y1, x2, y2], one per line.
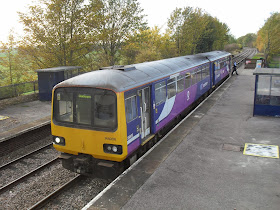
[243, 143, 279, 159]
[0, 115, 9, 121]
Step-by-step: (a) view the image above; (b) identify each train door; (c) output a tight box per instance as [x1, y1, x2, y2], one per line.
[138, 86, 151, 141]
[211, 62, 215, 87]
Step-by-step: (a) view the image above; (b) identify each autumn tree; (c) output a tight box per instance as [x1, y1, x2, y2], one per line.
[256, 12, 280, 63]
[18, 0, 91, 70]
[168, 7, 210, 55]
[168, 7, 230, 55]
[121, 27, 177, 64]
[0, 31, 24, 85]
[86, 0, 147, 66]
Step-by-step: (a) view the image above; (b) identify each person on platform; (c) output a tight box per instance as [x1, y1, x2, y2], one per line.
[232, 61, 238, 75]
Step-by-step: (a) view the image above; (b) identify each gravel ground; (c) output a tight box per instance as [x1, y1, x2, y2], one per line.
[0, 162, 77, 209]
[0, 145, 58, 188]
[44, 177, 110, 209]
[0, 136, 52, 166]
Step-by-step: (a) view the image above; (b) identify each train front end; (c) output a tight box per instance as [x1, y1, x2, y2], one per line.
[51, 86, 127, 177]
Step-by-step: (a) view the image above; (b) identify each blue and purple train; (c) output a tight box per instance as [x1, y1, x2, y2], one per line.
[51, 51, 231, 176]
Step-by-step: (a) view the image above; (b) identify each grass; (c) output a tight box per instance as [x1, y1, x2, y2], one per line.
[252, 53, 265, 59]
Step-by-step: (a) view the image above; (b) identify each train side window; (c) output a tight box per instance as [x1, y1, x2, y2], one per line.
[177, 75, 184, 93]
[125, 95, 138, 123]
[191, 70, 196, 84]
[196, 68, 202, 83]
[56, 92, 74, 123]
[155, 81, 166, 106]
[185, 73, 191, 89]
[167, 78, 176, 99]
[202, 66, 208, 79]
[206, 66, 210, 76]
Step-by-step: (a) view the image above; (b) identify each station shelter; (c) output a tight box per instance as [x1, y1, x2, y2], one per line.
[253, 68, 280, 116]
[36, 66, 82, 101]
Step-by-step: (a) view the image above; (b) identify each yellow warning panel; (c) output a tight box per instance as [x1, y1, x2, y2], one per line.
[243, 143, 279, 159]
[0, 115, 9, 121]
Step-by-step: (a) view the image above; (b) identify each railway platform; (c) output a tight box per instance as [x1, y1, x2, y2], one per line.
[84, 65, 280, 210]
[0, 100, 51, 142]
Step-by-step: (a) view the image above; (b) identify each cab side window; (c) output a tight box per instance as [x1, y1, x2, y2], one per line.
[125, 95, 138, 123]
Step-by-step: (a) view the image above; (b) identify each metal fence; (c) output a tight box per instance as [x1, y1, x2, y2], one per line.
[0, 81, 38, 100]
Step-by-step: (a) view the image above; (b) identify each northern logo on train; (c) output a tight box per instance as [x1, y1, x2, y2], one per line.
[187, 91, 190, 101]
[200, 82, 208, 90]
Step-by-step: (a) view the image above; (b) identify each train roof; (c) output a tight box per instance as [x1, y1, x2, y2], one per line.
[55, 51, 231, 92]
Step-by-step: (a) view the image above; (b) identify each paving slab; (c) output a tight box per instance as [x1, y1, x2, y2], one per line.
[0, 100, 51, 142]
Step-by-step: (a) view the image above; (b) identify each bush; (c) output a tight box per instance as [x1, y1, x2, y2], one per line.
[224, 43, 241, 53]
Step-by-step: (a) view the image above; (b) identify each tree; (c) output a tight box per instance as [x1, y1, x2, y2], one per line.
[86, 0, 147, 66]
[121, 27, 177, 64]
[18, 0, 91, 70]
[168, 7, 230, 55]
[0, 31, 17, 85]
[237, 33, 257, 47]
[256, 13, 280, 63]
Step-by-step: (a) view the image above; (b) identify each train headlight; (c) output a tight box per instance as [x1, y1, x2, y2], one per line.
[112, 146, 118, 153]
[103, 144, 122, 155]
[52, 136, 65, 146]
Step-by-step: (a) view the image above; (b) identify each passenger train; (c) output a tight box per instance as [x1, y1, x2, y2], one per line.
[51, 51, 232, 177]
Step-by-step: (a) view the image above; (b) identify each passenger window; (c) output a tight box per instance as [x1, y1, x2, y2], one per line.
[202, 66, 208, 79]
[194, 68, 201, 83]
[167, 78, 176, 99]
[177, 75, 184, 93]
[125, 95, 138, 123]
[185, 73, 191, 89]
[155, 81, 166, 106]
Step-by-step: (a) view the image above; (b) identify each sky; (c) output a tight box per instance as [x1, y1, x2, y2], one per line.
[0, 0, 278, 43]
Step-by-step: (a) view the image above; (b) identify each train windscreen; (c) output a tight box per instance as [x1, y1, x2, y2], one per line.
[53, 87, 117, 131]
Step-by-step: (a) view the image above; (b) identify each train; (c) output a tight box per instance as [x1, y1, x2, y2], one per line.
[51, 51, 232, 177]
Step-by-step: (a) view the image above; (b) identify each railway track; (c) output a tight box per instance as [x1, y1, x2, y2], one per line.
[0, 143, 52, 170]
[0, 124, 51, 157]
[233, 48, 257, 67]
[0, 157, 59, 194]
[28, 175, 82, 210]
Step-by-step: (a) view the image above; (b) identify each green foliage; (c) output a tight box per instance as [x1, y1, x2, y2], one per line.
[257, 12, 280, 64]
[252, 53, 265, 59]
[237, 33, 257, 47]
[167, 7, 230, 55]
[18, 0, 92, 70]
[121, 27, 177, 64]
[86, 0, 147, 66]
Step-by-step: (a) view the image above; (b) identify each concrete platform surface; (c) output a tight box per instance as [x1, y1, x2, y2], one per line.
[0, 100, 51, 142]
[85, 67, 280, 210]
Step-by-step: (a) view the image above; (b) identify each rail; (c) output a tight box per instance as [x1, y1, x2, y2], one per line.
[28, 175, 83, 210]
[0, 157, 59, 194]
